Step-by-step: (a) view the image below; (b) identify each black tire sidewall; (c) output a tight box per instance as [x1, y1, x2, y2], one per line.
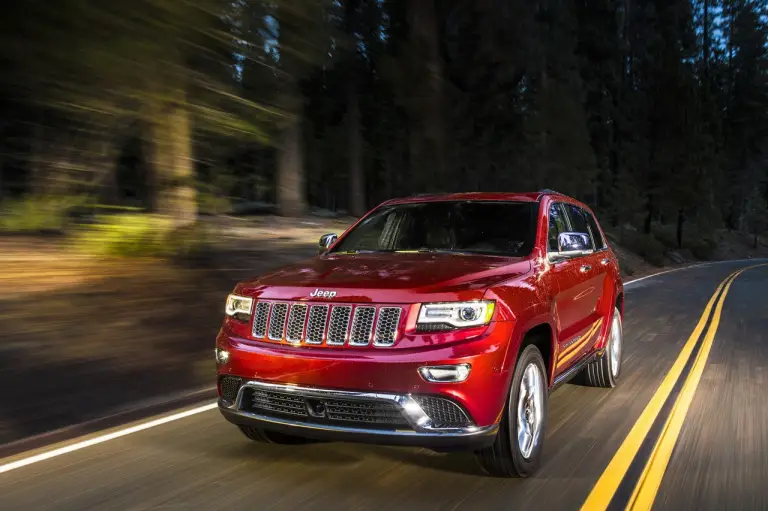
[507, 345, 548, 476]
[607, 306, 622, 383]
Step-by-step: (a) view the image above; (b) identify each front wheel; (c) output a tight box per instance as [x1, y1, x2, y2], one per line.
[581, 305, 623, 388]
[475, 344, 548, 477]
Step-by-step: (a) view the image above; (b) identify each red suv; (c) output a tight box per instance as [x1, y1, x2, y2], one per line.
[215, 190, 624, 477]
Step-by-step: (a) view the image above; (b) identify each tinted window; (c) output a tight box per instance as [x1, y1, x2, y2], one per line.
[584, 210, 606, 249]
[548, 203, 570, 252]
[565, 204, 595, 250]
[330, 201, 538, 257]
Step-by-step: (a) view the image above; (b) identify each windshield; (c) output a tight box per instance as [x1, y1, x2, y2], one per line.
[330, 200, 538, 257]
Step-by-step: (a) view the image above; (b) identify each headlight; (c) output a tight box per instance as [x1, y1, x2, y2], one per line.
[416, 300, 495, 331]
[225, 294, 253, 319]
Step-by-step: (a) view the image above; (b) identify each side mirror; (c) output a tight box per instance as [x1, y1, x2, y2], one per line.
[318, 233, 338, 254]
[550, 232, 593, 260]
[558, 232, 591, 252]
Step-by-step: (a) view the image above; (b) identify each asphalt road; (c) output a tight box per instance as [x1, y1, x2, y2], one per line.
[1, 260, 766, 511]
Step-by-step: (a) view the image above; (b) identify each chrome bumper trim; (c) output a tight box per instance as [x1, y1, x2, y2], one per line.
[228, 379, 495, 436]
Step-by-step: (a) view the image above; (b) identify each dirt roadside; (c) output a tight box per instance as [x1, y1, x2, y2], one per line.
[0, 214, 761, 450]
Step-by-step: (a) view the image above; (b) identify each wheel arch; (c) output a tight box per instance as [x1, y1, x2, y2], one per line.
[615, 291, 624, 318]
[516, 322, 556, 387]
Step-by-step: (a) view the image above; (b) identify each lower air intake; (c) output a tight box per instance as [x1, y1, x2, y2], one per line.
[242, 387, 412, 430]
[413, 396, 473, 428]
[220, 376, 243, 404]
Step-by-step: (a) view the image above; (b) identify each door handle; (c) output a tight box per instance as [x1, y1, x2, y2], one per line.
[580, 264, 592, 273]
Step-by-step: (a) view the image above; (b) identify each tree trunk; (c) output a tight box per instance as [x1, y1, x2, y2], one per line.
[676, 208, 684, 248]
[150, 90, 196, 228]
[344, 0, 365, 216]
[754, 233, 758, 249]
[277, 106, 306, 217]
[407, 0, 445, 191]
[644, 195, 653, 234]
[347, 85, 365, 216]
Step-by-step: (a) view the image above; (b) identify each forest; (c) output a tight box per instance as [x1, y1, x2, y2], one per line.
[0, 0, 766, 257]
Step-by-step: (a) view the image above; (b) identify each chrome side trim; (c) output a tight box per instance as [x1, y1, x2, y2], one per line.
[232, 380, 491, 435]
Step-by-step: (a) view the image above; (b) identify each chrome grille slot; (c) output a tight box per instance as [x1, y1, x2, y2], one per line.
[267, 303, 289, 340]
[252, 302, 270, 338]
[305, 305, 328, 344]
[374, 307, 402, 346]
[327, 305, 352, 345]
[286, 304, 308, 343]
[250, 389, 308, 417]
[349, 306, 376, 346]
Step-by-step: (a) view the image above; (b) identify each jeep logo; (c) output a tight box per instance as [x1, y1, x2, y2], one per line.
[309, 288, 337, 299]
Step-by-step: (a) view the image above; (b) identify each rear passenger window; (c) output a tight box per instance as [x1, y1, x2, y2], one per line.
[584, 210, 606, 249]
[548, 203, 569, 252]
[565, 205, 595, 250]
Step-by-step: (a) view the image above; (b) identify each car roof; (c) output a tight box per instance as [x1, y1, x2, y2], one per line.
[381, 190, 572, 206]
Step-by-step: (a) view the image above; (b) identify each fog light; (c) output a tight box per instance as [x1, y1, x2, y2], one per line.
[418, 363, 471, 383]
[215, 348, 230, 364]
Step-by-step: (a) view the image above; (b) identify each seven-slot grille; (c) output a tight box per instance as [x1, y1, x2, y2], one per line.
[251, 301, 403, 347]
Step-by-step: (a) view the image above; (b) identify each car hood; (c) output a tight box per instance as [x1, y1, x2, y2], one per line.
[234, 252, 532, 303]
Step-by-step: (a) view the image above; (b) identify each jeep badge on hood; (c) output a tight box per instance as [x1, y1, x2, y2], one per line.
[309, 289, 337, 298]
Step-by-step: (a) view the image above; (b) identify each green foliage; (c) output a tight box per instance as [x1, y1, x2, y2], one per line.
[0, 195, 87, 233]
[653, 225, 680, 250]
[744, 188, 768, 242]
[73, 214, 210, 259]
[623, 232, 666, 267]
[689, 237, 718, 261]
[197, 182, 232, 216]
[197, 191, 232, 216]
[619, 260, 636, 277]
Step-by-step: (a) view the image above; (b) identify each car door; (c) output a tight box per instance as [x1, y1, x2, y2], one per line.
[547, 202, 603, 376]
[545, 202, 594, 366]
[556, 204, 606, 366]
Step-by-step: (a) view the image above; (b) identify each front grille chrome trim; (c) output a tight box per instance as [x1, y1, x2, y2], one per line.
[327, 305, 352, 345]
[251, 300, 403, 348]
[349, 306, 376, 346]
[305, 305, 329, 344]
[231, 380, 481, 433]
[373, 307, 402, 347]
[251, 302, 270, 339]
[267, 303, 289, 341]
[285, 304, 309, 344]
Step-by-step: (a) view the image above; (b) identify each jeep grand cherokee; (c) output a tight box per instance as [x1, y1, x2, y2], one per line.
[215, 190, 624, 477]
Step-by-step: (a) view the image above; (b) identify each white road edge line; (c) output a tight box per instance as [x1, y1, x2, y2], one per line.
[2, 257, 766, 475]
[0, 403, 218, 474]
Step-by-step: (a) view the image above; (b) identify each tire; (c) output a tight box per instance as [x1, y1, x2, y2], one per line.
[581, 306, 623, 388]
[475, 344, 549, 478]
[238, 425, 319, 445]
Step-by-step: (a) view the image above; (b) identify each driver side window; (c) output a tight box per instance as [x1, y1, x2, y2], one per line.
[548, 203, 569, 252]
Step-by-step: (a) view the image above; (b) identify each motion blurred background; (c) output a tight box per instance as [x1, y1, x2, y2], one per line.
[0, 0, 766, 445]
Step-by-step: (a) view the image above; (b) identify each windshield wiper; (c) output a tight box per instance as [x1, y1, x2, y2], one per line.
[331, 249, 393, 255]
[396, 248, 476, 255]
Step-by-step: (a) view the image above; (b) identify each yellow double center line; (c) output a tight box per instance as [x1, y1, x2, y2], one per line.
[581, 263, 767, 511]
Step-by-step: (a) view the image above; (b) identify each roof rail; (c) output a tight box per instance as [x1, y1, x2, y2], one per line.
[538, 188, 562, 195]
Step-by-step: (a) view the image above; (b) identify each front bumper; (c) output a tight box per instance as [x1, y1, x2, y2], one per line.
[219, 380, 499, 450]
[215, 320, 515, 428]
